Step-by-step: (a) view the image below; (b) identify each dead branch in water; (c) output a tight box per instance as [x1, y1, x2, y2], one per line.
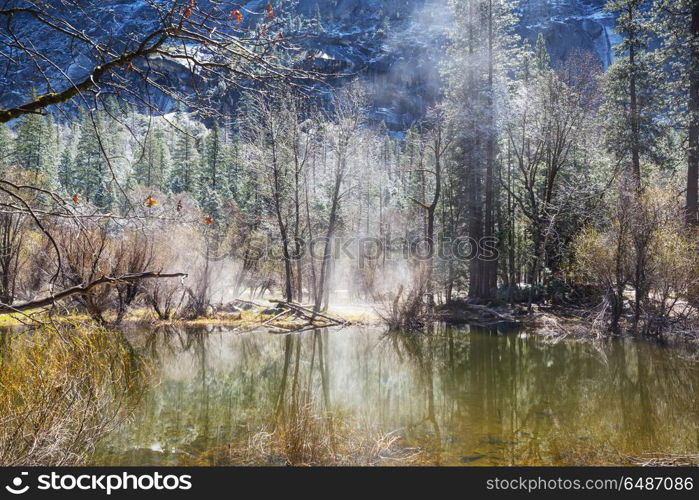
[0, 272, 187, 314]
[271, 300, 350, 325]
[262, 309, 293, 325]
[261, 300, 350, 332]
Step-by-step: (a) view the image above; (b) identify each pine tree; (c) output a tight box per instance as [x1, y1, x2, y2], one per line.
[101, 100, 131, 209]
[202, 122, 228, 192]
[13, 111, 57, 186]
[170, 123, 200, 194]
[57, 145, 74, 194]
[57, 124, 78, 194]
[443, 0, 519, 299]
[605, 0, 667, 331]
[534, 32, 551, 72]
[133, 124, 170, 192]
[313, 2, 324, 31]
[652, 0, 699, 222]
[224, 134, 243, 201]
[403, 125, 425, 225]
[604, 0, 659, 188]
[198, 183, 225, 224]
[73, 111, 114, 210]
[0, 124, 12, 174]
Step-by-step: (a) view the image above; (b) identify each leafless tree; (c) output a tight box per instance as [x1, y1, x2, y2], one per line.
[0, 0, 318, 316]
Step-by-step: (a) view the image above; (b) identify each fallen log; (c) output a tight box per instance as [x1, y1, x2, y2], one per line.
[281, 303, 316, 321]
[262, 308, 293, 325]
[271, 300, 350, 325]
[436, 301, 516, 324]
[266, 324, 292, 332]
[269, 324, 343, 335]
[233, 298, 262, 308]
[465, 303, 513, 321]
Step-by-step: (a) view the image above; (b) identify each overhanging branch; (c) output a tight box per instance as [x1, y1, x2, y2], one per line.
[0, 29, 169, 123]
[0, 272, 187, 314]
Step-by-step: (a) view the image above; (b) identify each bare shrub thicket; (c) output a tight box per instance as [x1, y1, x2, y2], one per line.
[53, 219, 118, 322]
[16, 187, 232, 323]
[0, 168, 45, 304]
[573, 187, 699, 335]
[112, 229, 157, 323]
[51, 217, 172, 323]
[0, 212, 27, 305]
[0, 184, 241, 324]
[141, 224, 193, 320]
[375, 267, 431, 331]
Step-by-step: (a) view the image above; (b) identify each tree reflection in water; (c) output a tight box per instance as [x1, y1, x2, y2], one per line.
[93, 324, 699, 465]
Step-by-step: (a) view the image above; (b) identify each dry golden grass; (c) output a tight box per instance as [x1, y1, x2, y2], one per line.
[0, 310, 92, 327]
[0, 320, 144, 465]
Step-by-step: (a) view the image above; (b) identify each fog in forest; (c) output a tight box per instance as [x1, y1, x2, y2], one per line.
[0, 0, 698, 468]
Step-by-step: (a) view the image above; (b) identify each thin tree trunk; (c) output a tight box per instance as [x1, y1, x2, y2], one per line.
[483, 0, 497, 299]
[314, 166, 342, 314]
[687, 1, 699, 224]
[628, 5, 642, 189]
[270, 137, 293, 303]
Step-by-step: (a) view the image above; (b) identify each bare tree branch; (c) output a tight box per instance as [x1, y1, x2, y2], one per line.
[0, 271, 187, 314]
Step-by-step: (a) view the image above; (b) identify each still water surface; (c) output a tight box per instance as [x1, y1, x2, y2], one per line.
[94, 324, 699, 465]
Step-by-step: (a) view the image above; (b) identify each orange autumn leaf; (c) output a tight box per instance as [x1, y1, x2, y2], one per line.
[277, 32, 284, 39]
[230, 10, 242, 23]
[145, 196, 158, 207]
[266, 3, 274, 20]
[127, 61, 135, 71]
[203, 216, 214, 224]
[72, 193, 79, 203]
[183, 6, 191, 18]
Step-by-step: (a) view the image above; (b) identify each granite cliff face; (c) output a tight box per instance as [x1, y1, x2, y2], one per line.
[0, 0, 617, 129]
[517, 0, 618, 68]
[293, 0, 617, 128]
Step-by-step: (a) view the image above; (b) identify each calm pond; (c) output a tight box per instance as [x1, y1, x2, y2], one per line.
[93, 324, 699, 466]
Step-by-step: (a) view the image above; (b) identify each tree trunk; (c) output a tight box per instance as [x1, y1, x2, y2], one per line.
[314, 165, 342, 314]
[483, 0, 498, 299]
[277, 213, 294, 303]
[687, 1, 699, 224]
[628, 5, 642, 189]
[294, 166, 303, 301]
[270, 136, 293, 303]
[467, 139, 484, 299]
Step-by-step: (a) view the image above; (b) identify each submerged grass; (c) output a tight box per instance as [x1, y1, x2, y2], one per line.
[0, 320, 145, 465]
[201, 402, 432, 466]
